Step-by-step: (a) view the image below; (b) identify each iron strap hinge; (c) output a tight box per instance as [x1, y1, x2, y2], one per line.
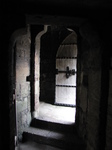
[56, 66, 76, 78]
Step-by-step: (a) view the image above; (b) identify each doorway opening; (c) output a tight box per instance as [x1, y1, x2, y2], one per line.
[35, 26, 78, 124]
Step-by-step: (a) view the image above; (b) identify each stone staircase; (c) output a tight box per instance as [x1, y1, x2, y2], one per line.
[22, 118, 86, 150]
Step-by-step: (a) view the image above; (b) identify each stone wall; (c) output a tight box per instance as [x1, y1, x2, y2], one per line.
[105, 29, 112, 150]
[15, 30, 31, 141]
[76, 22, 102, 150]
[105, 71, 112, 150]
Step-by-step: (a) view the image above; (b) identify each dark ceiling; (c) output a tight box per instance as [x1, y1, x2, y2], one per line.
[2, 0, 112, 19]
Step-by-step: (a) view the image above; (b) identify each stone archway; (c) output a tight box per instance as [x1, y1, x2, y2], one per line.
[33, 25, 48, 118]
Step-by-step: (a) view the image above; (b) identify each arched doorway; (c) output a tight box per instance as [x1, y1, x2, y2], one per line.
[55, 30, 77, 107]
[35, 26, 76, 124]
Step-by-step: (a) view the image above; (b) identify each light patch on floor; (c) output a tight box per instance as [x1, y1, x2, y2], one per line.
[36, 102, 76, 124]
[17, 141, 62, 150]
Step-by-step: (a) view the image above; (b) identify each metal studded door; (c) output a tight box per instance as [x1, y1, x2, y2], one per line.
[55, 31, 77, 106]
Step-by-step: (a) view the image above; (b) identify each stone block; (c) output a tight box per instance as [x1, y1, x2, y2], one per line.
[26, 112, 31, 125]
[22, 113, 27, 125]
[17, 99, 28, 113]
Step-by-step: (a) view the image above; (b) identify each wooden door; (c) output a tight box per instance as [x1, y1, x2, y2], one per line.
[55, 32, 77, 106]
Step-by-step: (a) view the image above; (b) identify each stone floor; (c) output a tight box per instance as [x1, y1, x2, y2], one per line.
[36, 102, 76, 124]
[16, 102, 76, 150]
[16, 141, 62, 150]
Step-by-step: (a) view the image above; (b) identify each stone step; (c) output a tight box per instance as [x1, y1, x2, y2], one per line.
[22, 127, 86, 149]
[30, 118, 76, 133]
